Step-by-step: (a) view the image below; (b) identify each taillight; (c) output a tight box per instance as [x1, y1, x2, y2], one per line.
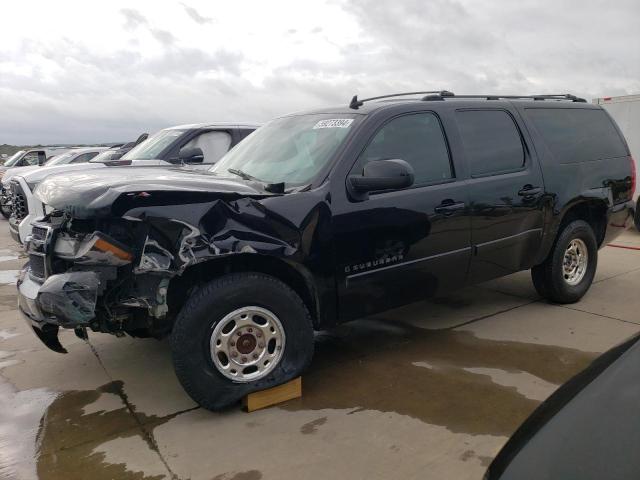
[629, 156, 636, 199]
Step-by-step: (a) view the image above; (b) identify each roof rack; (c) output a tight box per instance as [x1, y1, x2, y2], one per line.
[349, 91, 586, 108]
[349, 90, 454, 109]
[423, 93, 587, 103]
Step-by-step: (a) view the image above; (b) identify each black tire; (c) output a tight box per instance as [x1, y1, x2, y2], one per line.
[634, 199, 640, 232]
[531, 220, 597, 304]
[170, 272, 314, 411]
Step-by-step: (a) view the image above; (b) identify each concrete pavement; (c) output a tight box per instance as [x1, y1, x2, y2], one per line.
[1, 220, 639, 480]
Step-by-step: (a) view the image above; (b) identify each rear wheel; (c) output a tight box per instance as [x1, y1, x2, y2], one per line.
[531, 220, 597, 303]
[170, 272, 314, 410]
[634, 199, 640, 231]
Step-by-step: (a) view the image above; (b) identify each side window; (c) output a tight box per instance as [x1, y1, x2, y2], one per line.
[182, 131, 232, 164]
[525, 108, 627, 164]
[456, 110, 525, 177]
[353, 112, 452, 186]
[71, 152, 98, 163]
[22, 152, 40, 166]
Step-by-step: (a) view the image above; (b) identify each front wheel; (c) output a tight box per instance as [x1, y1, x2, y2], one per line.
[170, 272, 314, 410]
[531, 220, 598, 304]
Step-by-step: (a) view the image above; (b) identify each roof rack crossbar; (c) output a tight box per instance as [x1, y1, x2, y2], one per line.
[349, 90, 454, 109]
[428, 93, 586, 103]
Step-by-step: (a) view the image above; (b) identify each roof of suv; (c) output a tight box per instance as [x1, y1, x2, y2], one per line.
[298, 92, 596, 116]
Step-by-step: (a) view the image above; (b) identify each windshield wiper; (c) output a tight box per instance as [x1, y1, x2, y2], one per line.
[227, 168, 262, 182]
[227, 168, 285, 194]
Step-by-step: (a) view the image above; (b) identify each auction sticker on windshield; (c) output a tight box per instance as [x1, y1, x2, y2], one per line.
[313, 119, 354, 129]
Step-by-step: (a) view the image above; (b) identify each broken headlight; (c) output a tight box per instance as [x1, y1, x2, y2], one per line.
[54, 232, 134, 266]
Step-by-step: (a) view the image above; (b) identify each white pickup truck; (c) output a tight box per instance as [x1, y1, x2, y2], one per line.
[594, 95, 640, 229]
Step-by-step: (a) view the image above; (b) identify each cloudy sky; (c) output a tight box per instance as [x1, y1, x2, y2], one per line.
[1, 0, 638, 145]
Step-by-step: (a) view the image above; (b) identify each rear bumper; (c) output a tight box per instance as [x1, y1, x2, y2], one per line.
[17, 267, 100, 353]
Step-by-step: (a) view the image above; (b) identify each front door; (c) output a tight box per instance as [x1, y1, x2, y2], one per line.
[454, 108, 546, 283]
[333, 111, 472, 321]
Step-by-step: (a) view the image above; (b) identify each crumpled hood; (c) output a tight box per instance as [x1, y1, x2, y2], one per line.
[34, 166, 269, 218]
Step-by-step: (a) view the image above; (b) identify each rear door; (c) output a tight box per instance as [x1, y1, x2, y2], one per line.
[333, 110, 472, 320]
[455, 108, 546, 283]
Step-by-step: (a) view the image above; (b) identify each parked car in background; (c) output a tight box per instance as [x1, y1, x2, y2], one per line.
[594, 95, 640, 229]
[485, 332, 640, 480]
[7, 124, 256, 243]
[0, 147, 109, 219]
[0, 147, 74, 176]
[15, 92, 634, 410]
[91, 133, 149, 162]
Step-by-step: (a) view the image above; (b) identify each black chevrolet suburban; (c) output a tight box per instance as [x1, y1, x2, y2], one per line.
[17, 91, 635, 409]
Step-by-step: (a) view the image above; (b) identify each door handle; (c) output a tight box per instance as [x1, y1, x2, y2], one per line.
[434, 200, 466, 215]
[518, 186, 542, 196]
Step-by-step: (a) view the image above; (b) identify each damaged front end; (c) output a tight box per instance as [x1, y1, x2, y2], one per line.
[17, 187, 314, 353]
[17, 219, 138, 352]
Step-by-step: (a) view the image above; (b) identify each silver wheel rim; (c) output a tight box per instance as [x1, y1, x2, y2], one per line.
[210, 306, 285, 383]
[563, 238, 588, 286]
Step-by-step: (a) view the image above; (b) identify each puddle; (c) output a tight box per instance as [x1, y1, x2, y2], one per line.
[212, 471, 263, 480]
[0, 293, 17, 308]
[284, 318, 596, 437]
[461, 367, 558, 402]
[0, 249, 20, 263]
[0, 377, 185, 480]
[0, 379, 57, 480]
[0, 270, 19, 285]
[35, 381, 178, 480]
[0, 330, 20, 341]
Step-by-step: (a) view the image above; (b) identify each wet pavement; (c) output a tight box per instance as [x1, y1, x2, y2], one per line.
[1, 220, 639, 480]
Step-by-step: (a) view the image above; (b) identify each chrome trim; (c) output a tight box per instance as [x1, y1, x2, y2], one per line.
[27, 224, 53, 281]
[344, 228, 543, 283]
[475, 228, 542, 248]
[346, 246, 472, 281]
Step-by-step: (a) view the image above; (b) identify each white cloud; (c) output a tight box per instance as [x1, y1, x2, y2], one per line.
[0, 0, 638, 144]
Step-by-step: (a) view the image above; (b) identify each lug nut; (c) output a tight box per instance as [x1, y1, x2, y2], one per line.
[256, 332, 262, 338]
[231, 352, 238, 358]
[241, 357, 247, 363]
[248, 328, 253, 333]
[230, 341, 235, 347]
[253, 353, 259, 359]
[237, 331, 242, 336]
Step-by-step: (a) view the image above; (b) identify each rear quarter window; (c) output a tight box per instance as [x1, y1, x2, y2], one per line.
[525, 108, 628, 164]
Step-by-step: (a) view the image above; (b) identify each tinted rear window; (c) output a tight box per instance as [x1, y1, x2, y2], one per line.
[456, 110, 525, 177]
[525, 108, 627, 163]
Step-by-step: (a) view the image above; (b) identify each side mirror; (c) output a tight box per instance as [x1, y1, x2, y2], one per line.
[348, 159, 414, 200]
[178, 146, 204, 164]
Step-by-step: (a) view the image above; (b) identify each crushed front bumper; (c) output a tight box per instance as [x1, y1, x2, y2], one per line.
[17, 268, 100, 353]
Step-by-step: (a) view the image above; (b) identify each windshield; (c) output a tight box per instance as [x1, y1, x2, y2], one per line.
[4, 150, 25, 167]
[210, 114, 358, 186]
[45, 152, 75, 165]
[90, 150, 121, 163]
[122, 128, 186, 160]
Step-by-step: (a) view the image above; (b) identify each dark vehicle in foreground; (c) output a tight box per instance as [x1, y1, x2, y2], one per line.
[486, 332, 640, 480]
[17, 91, 634, 409]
